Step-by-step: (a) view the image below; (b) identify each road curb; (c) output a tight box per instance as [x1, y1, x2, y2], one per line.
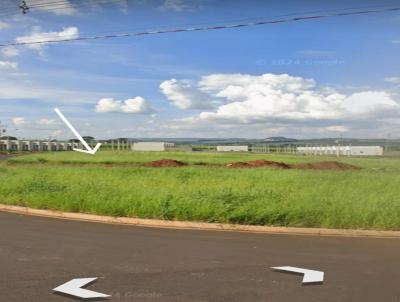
[1, 204, 400, 238]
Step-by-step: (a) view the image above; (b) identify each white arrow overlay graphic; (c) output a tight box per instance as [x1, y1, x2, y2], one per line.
[271, 266, 324, 284]
[53, 277, 110, 299]
[54, 108, 101, 155]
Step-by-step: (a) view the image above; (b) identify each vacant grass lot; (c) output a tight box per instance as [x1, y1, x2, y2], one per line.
[1, 151, 400, 230]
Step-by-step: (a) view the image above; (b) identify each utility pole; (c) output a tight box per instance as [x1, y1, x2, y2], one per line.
[335, 138, 340, 158]
[0, 121, 7, 137]
[336, 134, 343, 157]
[385, 133, 392, 154]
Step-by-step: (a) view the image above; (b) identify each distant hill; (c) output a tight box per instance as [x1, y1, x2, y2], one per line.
[264, 137, 298, 142]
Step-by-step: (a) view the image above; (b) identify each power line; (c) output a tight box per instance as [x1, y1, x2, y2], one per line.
[0, 0, 124, 16]
[0, 0, 73, 10]
[28, 0, 124, 9]
[0, 1, 389, 17]
[1, 6, 399, 47]
[28, 0, 124, 13]
[0, 0, 75, 13]
[0, 0, 118, 10]
[73, 3, 400, 40]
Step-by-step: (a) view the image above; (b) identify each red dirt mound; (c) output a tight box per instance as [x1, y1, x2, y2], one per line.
[227, 159, 290, 169]
[291, 161, 359, 170]
[144, 159, 186, 167]
[226, 159, 359, 170]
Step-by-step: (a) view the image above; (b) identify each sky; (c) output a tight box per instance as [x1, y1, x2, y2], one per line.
[0, 0, 400, 140]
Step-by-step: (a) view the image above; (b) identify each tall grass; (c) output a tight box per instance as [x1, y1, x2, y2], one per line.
[1, 151, 400, 230]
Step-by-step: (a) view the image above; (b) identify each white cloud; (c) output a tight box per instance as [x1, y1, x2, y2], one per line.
[385, 77, 400, 84]
[26, 0, 77, 15]
[11, 117, 60, 130]
[0, 21, 9, 30]
[16, 26, 79, 53]
[194, 73, 345, 122]
[37, 118, 56, 125]
[50, 130, 63, 137]
[12, 117, 28, 126]
[1, 46, 20, 57]
[160, 78, 214, 109]
[161, 0, 192, 11]
[95, 97, 155, 114]
[115, 0, 129, 13]
[163, 73, 400, 129]
[0, 60, 18, 71]
[343, 91, 398, 115]
[325, 125, 349, 132]
[391, 40, 400, 44]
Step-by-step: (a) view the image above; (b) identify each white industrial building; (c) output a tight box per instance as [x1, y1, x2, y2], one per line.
[0, 139, 82, 152]
[297, 146, 383, 156]
[217, 145, 249, 152]
[132, 142, 175, 151]
[347, 146, 384, 156]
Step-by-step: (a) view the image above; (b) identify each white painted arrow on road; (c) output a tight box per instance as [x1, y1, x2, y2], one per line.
[54, 108, 101, 155]
[271, 266, 324, 284]
[53, 277, 110, 299]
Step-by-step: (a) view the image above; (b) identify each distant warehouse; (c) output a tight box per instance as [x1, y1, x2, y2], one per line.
[349, 146, 383, 156]
[0, 138, 81, 151]
[297, 146, 383, 156]
[217, 145, 249, 152]
[132, 142, 175, 151]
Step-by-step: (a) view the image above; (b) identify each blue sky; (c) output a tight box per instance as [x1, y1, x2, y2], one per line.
[0, 0, 400, 139]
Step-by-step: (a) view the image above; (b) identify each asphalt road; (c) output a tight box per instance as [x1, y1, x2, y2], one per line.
[1, 212, 400, 302]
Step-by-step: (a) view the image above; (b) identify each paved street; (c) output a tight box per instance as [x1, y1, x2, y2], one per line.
[1, 211, 400, 301]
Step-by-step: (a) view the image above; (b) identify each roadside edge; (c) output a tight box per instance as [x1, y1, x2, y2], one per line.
[1, 203, 399, 238]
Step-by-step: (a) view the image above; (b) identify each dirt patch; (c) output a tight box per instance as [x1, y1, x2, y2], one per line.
[0, 154, 19, 160]
[144, 159, 186, 167]
[291, 161, 359, 170]
[227, 159, 359, 170]
[143, 158, 359, 170]
[227, 159, 290, 169]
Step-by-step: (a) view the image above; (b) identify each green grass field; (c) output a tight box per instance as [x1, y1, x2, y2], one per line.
[1, 151, 400, 230]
